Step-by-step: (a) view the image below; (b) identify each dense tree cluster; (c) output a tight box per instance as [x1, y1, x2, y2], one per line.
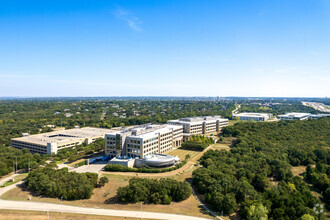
[193, 118, 330, 219]
[104, 161, 187, 173]
[25, 165, 98, 200]
[0, 147, 45, 177]
[181, 135, 213, 151]
[117, 178, 191, 204]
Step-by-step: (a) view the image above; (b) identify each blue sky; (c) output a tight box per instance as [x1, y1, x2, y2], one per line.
[0, 0, 329, 97]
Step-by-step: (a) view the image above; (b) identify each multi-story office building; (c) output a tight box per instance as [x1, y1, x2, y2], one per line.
[105, 124, 183, 158]
[167, 115, 228, 135]
[11, 127, 115, 155]
[278, 112, 311, 120]
[232, 112, 273, 121]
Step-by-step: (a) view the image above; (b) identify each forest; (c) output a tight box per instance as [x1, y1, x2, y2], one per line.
[25, 164, 100, 200]
[193, 118, 330, 219]
[116, 178, 192, 204]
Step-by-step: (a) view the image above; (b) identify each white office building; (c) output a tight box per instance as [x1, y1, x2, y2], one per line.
[232, 112, 273, 121]
[105, 124, 183, 158]
[11, 127, 115, 155]
[278, 112, 311, 120]
[167, 115, 228, 135]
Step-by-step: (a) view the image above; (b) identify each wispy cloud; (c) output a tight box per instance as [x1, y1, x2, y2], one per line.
[113, 8, 142, 31]
[274, 66, 297, 73]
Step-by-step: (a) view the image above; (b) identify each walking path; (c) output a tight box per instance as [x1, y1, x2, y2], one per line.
[0, 173, 19, 187]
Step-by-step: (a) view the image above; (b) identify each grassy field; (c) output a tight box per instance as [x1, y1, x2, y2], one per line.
[0, 209, 152, 220]
[167, 148, 201, 161]
[1, 173, 213, 219]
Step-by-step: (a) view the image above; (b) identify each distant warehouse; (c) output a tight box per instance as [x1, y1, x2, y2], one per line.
[11, 127, 115, 155]
[278, 112, 330, 120]
[232, 112, 273, 121]
[167, 115, 228, 135]
[278, 112, 311, 120]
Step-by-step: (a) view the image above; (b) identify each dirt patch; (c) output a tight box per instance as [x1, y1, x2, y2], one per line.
[291, 166, 306, 177]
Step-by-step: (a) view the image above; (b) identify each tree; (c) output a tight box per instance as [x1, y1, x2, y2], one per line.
[98, 176, 109, 187]
[247, 204, 268, 220]
[233, 180, 257, 203]
[301, 214, 315, 220]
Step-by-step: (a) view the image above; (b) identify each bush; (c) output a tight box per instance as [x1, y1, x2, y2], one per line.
[98, 176, 109, 187]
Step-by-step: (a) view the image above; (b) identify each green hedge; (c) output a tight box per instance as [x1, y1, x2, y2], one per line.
[104, 160, 187, 173]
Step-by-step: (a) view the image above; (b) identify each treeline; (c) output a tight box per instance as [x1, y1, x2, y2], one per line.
[238, 102, 321, 116]
[180, 135, 213, 151]
[305, 163, 330, 209]
[193, 118, 330, 219]
[104, 160, 187, 173]
[117, 178, 191, 204]
[25, 165, 99, 200]
[0, 147, 46, 177]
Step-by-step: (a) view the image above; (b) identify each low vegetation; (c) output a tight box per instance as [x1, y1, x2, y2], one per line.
[193, 118, 330, 219]
[25, 165, 99, 200]
[104, 160, 187, 173]
[117, 178, 192, 204]
[180, 135, 213, 151]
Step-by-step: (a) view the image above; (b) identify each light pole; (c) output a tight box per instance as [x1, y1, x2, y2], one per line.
[16, 156, 17, 173]
[61, 196, 63, 214]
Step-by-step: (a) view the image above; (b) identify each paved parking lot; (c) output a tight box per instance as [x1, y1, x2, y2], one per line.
[73, 164, 107, 173]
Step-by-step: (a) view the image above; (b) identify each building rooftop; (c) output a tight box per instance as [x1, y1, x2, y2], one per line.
[278, 112, 311, 118]
[12, 127, 115, 146]
[107, 124, 182, 139]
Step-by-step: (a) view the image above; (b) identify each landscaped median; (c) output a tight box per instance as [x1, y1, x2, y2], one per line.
[104, 160, 187, 173]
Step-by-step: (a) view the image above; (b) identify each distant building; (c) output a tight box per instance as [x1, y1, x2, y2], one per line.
[11, 127, 115, 155]
[310, 114, 330, 119]
[278, 112, 311, 120]
[105, 124, 183, 159]
[167, 115, 228, 135]
[231, 112, 273, 121]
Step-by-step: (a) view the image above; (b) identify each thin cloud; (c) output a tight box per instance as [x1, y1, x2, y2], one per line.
[113, 8, 142, 31]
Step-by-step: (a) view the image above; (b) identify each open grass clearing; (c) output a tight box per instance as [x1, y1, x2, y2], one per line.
[167, 148, 201, 161]
[1, 174, 214, 219]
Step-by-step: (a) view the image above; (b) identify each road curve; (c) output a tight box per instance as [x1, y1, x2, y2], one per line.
[0, 181, 211, 220]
